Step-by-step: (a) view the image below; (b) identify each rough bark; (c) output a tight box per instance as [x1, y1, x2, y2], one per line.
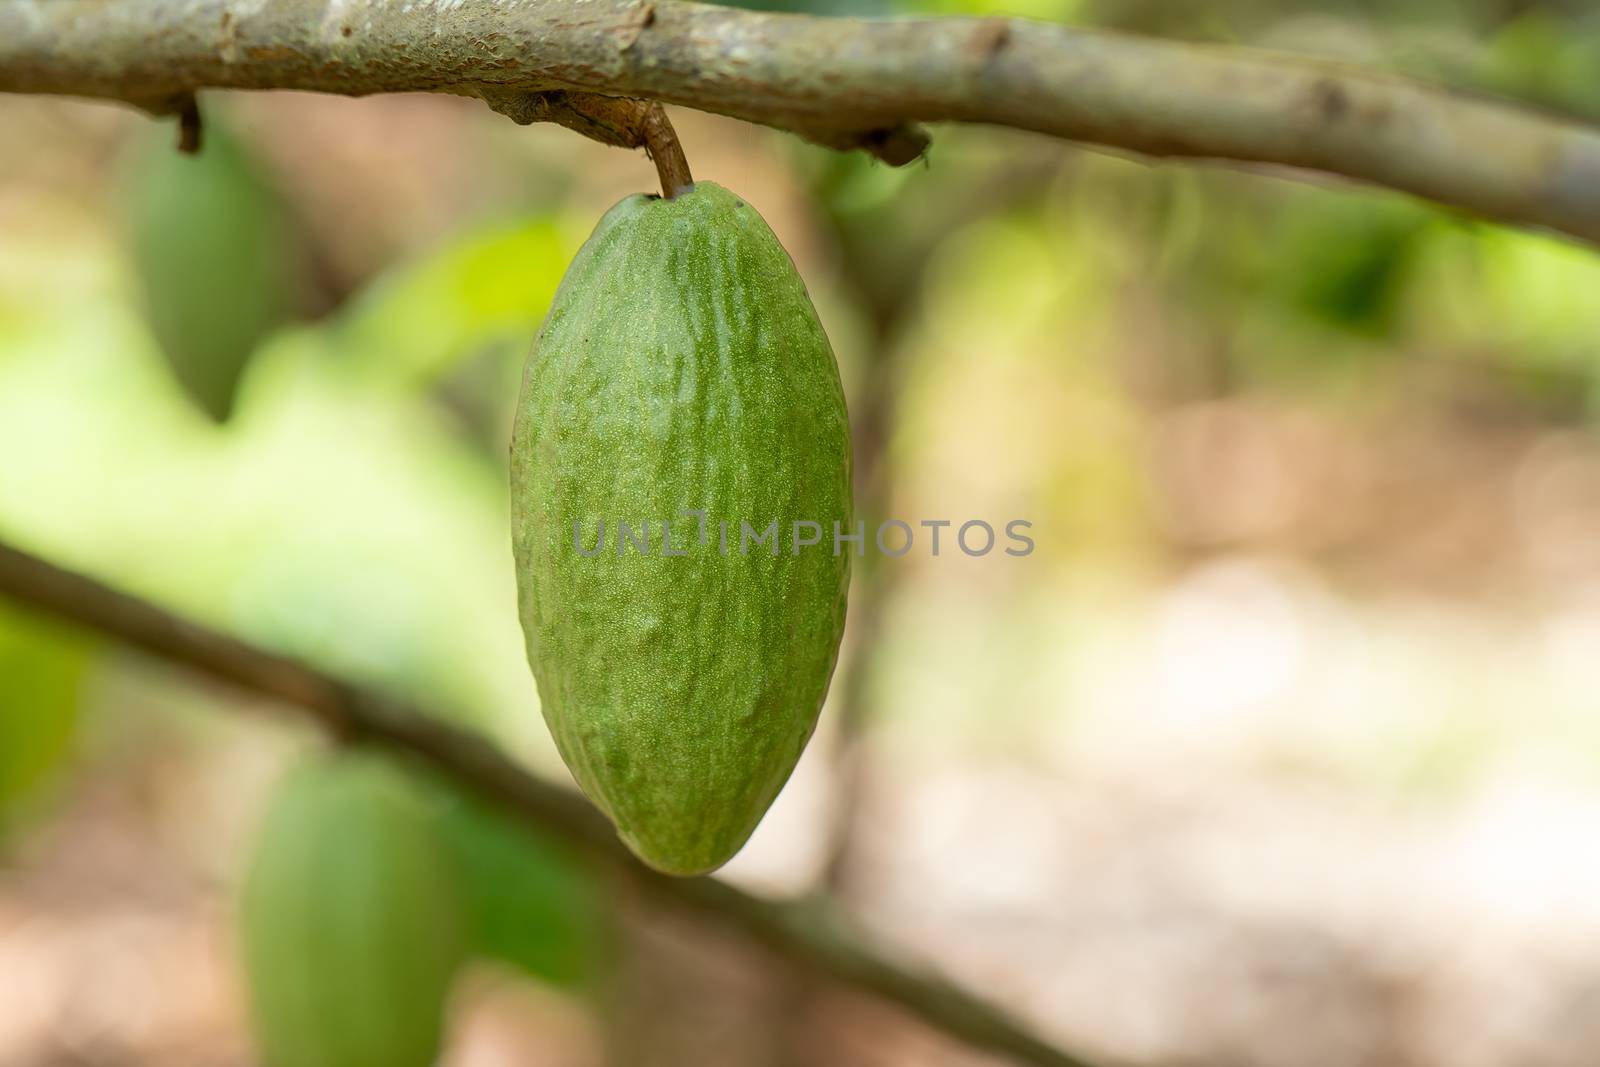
[2, 0, 1600, 242]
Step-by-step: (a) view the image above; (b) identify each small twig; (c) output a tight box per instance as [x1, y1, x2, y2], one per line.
[641, 103, 693, 198]
[0, 538, 1094, 1067]
[176, 93, 202, 154]
[480, 90, 691, 197]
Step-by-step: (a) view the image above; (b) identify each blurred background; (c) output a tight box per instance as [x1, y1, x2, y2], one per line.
[5, 0, 1600, 1064]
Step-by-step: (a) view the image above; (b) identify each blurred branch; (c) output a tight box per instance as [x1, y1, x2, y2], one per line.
[2, 1, 1600, 242]
[0, 539, 1094, 1067]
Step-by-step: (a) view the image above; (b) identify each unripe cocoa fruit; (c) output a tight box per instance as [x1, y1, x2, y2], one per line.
[510, 182, 852, 876]
[239, 755, 465, 1067]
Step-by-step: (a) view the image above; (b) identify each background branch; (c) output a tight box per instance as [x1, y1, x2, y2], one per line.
[0, 539, 1094, 1067]
[2, 0, 1600, 243]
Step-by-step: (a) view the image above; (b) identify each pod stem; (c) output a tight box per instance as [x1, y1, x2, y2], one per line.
[642, 103, 693, 199]
[176, 93, 202, 153]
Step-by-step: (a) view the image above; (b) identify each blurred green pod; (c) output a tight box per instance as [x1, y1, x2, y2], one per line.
[125, 120, 294, 421]
[240, 755, 466, 1067]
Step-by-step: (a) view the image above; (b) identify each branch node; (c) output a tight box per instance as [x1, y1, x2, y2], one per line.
[219, 10, 241, 63]
[793, 122, 934, 165]
[967, 18, 1011, 63]
[804, 123, 931, 167]
[478, 88, 550, 127]
[864, 125, 928, 166]
[1312, 78, 1351, 123]
[480, 89, 637, 147]
[618, 0, 656, 52]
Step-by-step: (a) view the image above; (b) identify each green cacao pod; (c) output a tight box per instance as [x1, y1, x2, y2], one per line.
[510, 182, 852, 876]
[239, 755, 466, 1067]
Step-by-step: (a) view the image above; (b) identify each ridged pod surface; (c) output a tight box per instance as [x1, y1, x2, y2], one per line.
[239, 756, 465, 1067]
[511, 182, 851, 876]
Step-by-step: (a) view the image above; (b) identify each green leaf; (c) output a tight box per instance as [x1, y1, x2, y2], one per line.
[125, 121, 295, 422]
[1244, 192, 1429, 341]
[335, 219, 570, 387]
[1290, 210, 1421, 336]
[0, 604, 93, 827]
[437, 790, 611, 989]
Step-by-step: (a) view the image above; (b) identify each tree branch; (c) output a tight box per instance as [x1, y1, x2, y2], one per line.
[0, 538, 1094, 1067]
[2, 0, 1600, 243]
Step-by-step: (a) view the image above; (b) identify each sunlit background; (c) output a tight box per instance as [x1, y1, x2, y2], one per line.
[5, 0, 1600, 1064]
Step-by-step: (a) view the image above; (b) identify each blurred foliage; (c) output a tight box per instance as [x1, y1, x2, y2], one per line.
[124, 122, 297, 422]
[1167, 184, 1435, 365]
[436, 787, 612, 989]
[330, 218, 571, 454]
[1481, 13, 1600, 116]
[0, 603, 94, 833]
[1270, 197, 1427, 338]
[0, 203, 569, 737]
[334, 219, 567, 390]
[3, 9, 1600, 1040]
